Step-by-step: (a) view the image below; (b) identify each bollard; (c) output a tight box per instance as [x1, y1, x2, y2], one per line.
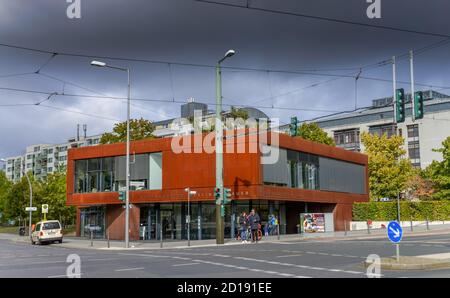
[410, 218, 413, 232]
[344, 220, 347, 236]
[107, 231, 110, 248]
[160, 223, 163, 248]
[90, 230, 93, 247]
[426, 218, 430, 230]
[277, 225, 280, 240]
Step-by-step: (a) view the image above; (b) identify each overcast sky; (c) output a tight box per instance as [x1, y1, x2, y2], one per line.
[1, 0, 450, 159]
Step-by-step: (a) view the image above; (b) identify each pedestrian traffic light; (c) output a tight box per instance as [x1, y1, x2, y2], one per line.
[414, 91, 424, 120]
[290, 116, 298, 137]
[220, 204, 225, 217]
[214, 187, 221, 203]
[395, 88, 405, 123]
[118, 190, 125, 201]
[223, 188, 232, 204]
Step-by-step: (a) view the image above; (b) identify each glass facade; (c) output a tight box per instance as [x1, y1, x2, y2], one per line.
[263, 147, 366, 194]
[74, 152, 162, 193]
[138, 201, 287, 241]
[80, 206, 105, 239]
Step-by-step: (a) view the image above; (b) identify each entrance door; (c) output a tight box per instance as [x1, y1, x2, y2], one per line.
[160, 209, 176, 240]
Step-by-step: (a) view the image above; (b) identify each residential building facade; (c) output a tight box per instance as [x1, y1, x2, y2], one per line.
[280, 90, 450, 169]
[4, 134, 102, 182]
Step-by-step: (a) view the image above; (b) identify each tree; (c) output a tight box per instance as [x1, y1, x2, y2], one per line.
[426, 136, 450, 200]
[296, 122, 335, 146]
[361, 132, 413, 201]
[404, 169, 435, 200]
[0, 172, 12, 223]
[100, 118, 156, 144]
[37, 170, 75, 226]
[229, 107, 249, 120]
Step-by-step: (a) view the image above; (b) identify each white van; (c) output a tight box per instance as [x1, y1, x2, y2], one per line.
[31, 220, 63, 245]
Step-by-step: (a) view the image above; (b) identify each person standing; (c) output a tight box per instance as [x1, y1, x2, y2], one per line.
[239, 212, 248, 243]
[247, 209, 260, 243]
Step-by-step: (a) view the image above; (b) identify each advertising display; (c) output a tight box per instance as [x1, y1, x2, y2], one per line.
[300, 213, 326, 233]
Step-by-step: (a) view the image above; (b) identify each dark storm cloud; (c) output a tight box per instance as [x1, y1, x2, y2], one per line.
[1, 0, 450, 158]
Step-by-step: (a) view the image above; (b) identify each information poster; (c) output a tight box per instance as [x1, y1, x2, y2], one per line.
[301, 213, 326, 233]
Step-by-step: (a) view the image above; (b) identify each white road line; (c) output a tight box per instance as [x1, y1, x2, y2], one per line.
[114, 267, 145, 272]
[276, 254, 303, 258]
[191, 259, 311, 278]
[172, 262, 200, 267]
[234, 256, 363, 275]
[48, 273, 84, 278]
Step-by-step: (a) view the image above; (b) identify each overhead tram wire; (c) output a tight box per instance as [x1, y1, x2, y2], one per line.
[192, 0, 450, 39]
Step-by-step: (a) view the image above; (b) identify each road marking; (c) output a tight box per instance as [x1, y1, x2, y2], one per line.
[48, 273, 84, 278]
[172, 262, 200, 267]
[234, 256, 364, 275]
[191, 259, 310, 278]
[114, 267, 145, 272]
[276, 254, 303, 258]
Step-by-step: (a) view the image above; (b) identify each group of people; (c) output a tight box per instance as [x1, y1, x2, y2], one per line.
[237, 209, 279, 243]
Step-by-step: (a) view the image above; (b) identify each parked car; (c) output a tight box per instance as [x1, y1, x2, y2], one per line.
[31, 220, 63, 245]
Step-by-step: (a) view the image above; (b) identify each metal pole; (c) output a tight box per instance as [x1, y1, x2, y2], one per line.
[426, 218, 429, 230]
[215, 63, 224, 245]
[107, 231, 110, 248]
[187, 188, 191, 247]
[124, 68, 131, 249]
[396, 244, 400, 262]
[160, 222, 163, 248]
[392, 56, 397, 123]
[344, 220, 347, 236]
[90, 230, 93, 247]
[410, 50, 415, 122]
[367, 221, 371, 234]
[23, 171, 32, 237]
[410, 218, 413, 232]
[397, 192, 401, 223]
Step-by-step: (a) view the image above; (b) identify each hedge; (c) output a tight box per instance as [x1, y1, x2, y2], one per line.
[352, 201, 450, 221]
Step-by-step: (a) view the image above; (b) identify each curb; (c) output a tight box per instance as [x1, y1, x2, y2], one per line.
[364, 257, 450, 271]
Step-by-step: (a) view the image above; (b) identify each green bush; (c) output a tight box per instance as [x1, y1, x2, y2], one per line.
[353, 201, 450, 221]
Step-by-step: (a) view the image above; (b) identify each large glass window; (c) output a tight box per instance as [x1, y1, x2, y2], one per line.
[74, 153, 162, 193]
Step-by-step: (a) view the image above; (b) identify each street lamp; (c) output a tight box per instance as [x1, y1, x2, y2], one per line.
[215, 49, 236, 245]
[184, 188, 197, 247]
[90, 60, 131, 248]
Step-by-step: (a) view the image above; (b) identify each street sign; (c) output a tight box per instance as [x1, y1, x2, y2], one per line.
[387, 221, 403, 243]
[186, 215, 191, 224]
[42, 204, 49, 214]
[25, 207, 37, 212]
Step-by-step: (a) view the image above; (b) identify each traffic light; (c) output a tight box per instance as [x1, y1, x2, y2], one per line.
[414, 91, 424, 119]
[290, 116, 298, 137]
[118, 190, 126, 201]
[395, 88, 405, 123]
[223, 188, 232, 204]
[214, 187, 221, 203]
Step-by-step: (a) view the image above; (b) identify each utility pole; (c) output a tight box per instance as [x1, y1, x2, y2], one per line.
[23, 171, 33, 237]
[410, 50, 415, 122]
[215, 49, 235, 245]
[392, 56, 397, 123]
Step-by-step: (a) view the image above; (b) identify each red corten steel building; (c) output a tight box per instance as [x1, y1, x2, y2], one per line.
[66, 132, 368, 241]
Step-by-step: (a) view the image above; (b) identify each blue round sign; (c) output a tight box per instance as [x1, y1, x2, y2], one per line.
[387, 221, 403, 243]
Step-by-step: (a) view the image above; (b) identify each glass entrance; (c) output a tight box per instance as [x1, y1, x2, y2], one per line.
[80, 206, 105, 239]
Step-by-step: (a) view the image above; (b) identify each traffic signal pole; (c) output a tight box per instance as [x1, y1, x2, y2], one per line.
[215, 63, 224, 245]
[392, 56, 397, 123]
[410, 50, 415, 122]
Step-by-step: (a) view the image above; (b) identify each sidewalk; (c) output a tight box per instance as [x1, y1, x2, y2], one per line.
[2, 223, 450, 251]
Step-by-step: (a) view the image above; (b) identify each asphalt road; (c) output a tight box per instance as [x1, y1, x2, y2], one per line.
[1, 233, 450, 278]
